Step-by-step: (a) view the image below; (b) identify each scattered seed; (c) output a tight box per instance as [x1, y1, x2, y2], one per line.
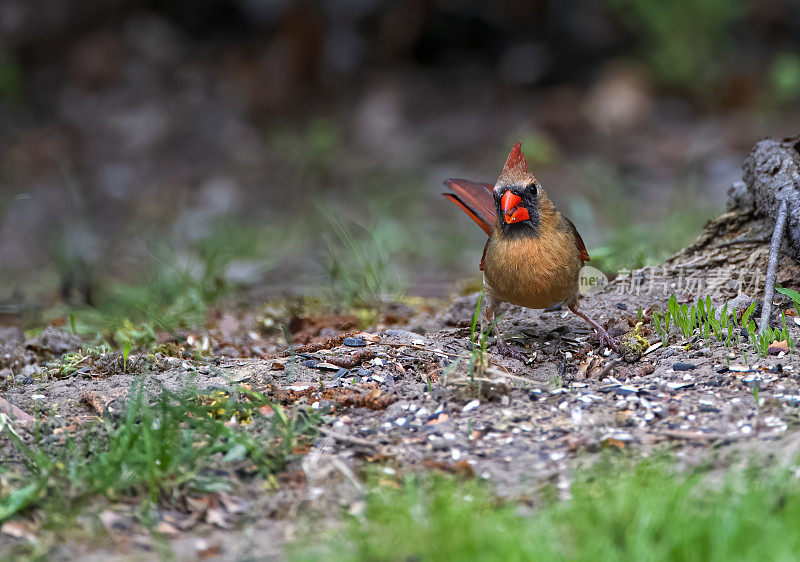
[643, 342, 663, 355]
[343, 337, 367, 347]
[462, 399, 480, 412]
[315, 362, 340, 371]
[666, 381, 694, 390]
[598, 383, 621, 393]
[672, 362, 696, 371]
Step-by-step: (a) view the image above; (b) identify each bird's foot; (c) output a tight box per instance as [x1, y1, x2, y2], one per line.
[495, 339, 528, 360]
[593, 327, 619, 351]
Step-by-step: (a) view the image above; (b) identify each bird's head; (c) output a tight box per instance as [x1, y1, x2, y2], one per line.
[493, 142, 541, 233]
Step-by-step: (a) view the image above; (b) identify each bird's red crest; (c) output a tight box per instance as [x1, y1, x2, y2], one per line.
[503, 142, 528, 173]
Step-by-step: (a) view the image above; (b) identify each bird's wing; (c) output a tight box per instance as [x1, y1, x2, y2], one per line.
[442, 179, 496, 236]
[563, 217, 591, 262]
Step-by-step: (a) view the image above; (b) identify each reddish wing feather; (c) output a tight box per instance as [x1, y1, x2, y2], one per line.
[442, 179, 496, 236]
[565, 218, 590, 262]
[443, 193, 492, 236]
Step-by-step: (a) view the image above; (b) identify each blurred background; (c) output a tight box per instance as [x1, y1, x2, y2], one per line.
[1, 0, 800, 334]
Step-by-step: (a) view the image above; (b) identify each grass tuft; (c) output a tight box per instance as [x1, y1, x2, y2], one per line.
[292, 456, 800, 561]
[323, 217, 405, 311]
[652, 293, 795, 357]
[0, 379, 316, 523]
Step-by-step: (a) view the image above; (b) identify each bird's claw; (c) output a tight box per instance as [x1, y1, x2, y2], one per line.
[495, 340, 527, 361]
[595, 329, 619, 352]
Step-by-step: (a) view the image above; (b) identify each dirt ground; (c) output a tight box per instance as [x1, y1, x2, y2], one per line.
[2, 257, 800, 560]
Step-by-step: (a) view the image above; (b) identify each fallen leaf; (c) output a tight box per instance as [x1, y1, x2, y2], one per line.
[100, 510, 133, 533]
[576, 356, 602, 379]
[197, 542, 222, 559]
[421, 459, 474, 477]
[0, 397, 34, 424]
[205, 508, 230, 528]
[156, 520, 180, 536]
[1, 520, 38, 542]
[601, 437, 626, 450]
[80, 390, 105, 415]
[768, 340, 789, 355]
[218, 493, 248, 514]
[426, 413, 449, 425]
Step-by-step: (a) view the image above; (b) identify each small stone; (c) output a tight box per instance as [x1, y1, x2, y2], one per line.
[638, 363, 655, 376]
[784, 395, 800, 406]
[619, 325, 649, 363]
[743, 374, 762, 390]
[528, 389, 542, 401]
[616, 303, 628, 310]
[343, 337, 367, 347]
[672, 362, 696, 371]
[698, 399, 720, 413]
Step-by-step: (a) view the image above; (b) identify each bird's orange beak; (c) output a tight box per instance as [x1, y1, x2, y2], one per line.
[500, 191, 529, 224]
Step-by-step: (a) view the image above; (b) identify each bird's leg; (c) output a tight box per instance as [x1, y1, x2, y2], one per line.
[568, 303, 618, 351]
[485, 296, 527, 360]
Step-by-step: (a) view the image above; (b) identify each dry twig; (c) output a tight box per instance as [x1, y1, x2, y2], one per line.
[759, 199, 788, 334]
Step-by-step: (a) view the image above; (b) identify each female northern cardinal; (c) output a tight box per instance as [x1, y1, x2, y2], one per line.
[443, 142, 617, 357]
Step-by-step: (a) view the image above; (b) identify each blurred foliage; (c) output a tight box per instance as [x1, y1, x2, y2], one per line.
[293, 455, 800, 562]
[770, 52, 800, 102]
[588, 209, 712, 272]
[574, 163, 716, 272]
[268, 118, 341, 188]
[323, 216, 405, 311]
[50, 216, 280, 347]
[507, 130, 561, 168]
[608, 0, 744, 95]
[0, 51, 23, 103]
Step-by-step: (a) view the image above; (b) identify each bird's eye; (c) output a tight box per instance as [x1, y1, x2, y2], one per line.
[526, 181, 538, 194]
